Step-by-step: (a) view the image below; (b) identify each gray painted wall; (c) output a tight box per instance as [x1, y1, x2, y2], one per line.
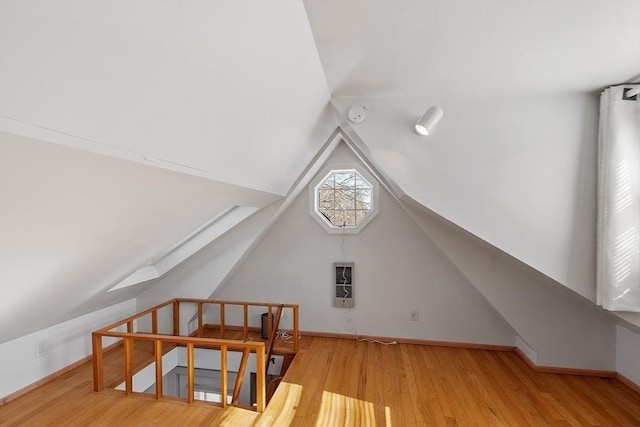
[214, 144, 516, 346]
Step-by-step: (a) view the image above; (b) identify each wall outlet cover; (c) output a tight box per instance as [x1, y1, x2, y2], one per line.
[35, 340, 47, 358]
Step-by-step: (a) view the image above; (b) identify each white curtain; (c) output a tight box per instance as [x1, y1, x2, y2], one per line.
[597, 85, 640, 312]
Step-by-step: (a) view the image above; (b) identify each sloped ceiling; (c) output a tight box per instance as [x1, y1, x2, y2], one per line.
[305, 0, 640, 97]
[0, 133, 279, 342]
[0, 0, 333, 195]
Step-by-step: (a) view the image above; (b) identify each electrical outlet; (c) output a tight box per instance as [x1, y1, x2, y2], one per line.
[410, 308, 419, 321]
[35, 340, 47, 358]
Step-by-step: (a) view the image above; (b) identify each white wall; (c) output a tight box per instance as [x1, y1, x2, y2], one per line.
[0, 132, 279, 343]
[616, 325, 640, 386]
[0, 299, 136, 399]
[405, 198, 617, 370]
[135, 202, 283, 333]
[333, 93, 599, 301]
[213, 144, 516, 346]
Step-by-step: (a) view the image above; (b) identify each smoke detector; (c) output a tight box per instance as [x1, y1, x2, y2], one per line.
[348, 106, 367, 123]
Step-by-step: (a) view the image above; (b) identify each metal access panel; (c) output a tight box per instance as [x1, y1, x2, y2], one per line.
[333, 262, 354, 308]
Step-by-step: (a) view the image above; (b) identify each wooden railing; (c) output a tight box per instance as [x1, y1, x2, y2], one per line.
[92, 298, 299, 412]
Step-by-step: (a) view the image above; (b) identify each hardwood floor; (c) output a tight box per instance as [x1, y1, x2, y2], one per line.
[260, 337, 640, 426]
[1, 336, 639, 426]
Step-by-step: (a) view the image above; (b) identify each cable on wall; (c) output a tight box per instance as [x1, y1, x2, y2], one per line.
[355, 329, 398, 346]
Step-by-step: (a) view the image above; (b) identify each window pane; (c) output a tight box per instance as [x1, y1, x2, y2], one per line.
[355, 210, 368, 225]
[320, 178, 334, 189]
[355, 189, 371, 209]
[355, 175, 371, 190]
[315, 169, 375, 229]
[333, 173, 352, 188]
[344, 210, 356, 226]
[335, 189, 356, 210]
[318, 189, 333, 209]
[319, 209, 335, 224]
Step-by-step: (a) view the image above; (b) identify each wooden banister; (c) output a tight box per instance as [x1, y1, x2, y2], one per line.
[92, 333, 103, 392]
[154, 340, 163, 399]
[264, 305, 283, 372]
[92, 298, 295, 413]
[293, 305, 299, 352]
[220, 303, 225, 338]
[96, 299, 175, 333]
[152, 310, 158, 335]
[243, 305, 248, 340]
[256, 345, 265, 412]
[197, 302, 203, 338]
[187, 343, 195, 403]
[232, 347, 250, 405]
[173, 300, 180, 336]
[124, 337, 133, 395]
[94, 331, 266, 350]
[175, 298, 297, 309]
[221, 347, 228, 408]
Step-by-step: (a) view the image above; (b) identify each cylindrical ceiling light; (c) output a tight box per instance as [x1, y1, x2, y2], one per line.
[415, 106, 444, 136]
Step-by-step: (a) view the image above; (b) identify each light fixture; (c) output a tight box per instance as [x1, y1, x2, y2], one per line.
[415, 106, 443, 136]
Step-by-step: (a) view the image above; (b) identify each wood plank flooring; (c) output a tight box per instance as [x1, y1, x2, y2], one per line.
[1, 336, 639, 426]
[262, 338, 640, 426]
[0, 345, 226, 426]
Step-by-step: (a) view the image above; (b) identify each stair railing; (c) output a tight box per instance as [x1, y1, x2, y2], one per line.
[92, 298, 299, 413]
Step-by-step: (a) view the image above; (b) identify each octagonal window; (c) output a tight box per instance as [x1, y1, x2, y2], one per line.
[310, 166, 378, 234]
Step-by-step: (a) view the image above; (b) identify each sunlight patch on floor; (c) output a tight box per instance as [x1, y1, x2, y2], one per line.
[314, 391, 379, 427]
[254, 382, 303, 427]
[217, 406, 259, 427]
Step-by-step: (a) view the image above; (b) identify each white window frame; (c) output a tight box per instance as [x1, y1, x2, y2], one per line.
[308, 163, 379, 234]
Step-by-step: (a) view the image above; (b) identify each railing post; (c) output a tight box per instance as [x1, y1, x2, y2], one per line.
[187, 343, 194, 403]
[264, 306, 283, 372]
[220, 346, 228, 408]
[243, 304, 248, 340]
[267, 305, 272, 339]
[92, 333, 103, 392]
[197, 302, 203, 338]
[293, 305, 299, 352]
[152, 310, 158, 334]
[232, 347, 250, 405]
[173, 300, 180, 336]
[155, 340, 163, 399]
[219, 303, 225, 338]
[124, 337, 133, 395]
[256, 345, 266, 412]
[127, 321, 133, 334]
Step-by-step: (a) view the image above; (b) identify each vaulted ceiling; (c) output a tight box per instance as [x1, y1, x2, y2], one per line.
[306, 0, 639, 97]
[1, 0, 638, 342]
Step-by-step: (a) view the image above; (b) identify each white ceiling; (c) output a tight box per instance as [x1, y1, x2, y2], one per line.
[0, 133, 279, 342]
[305, 0, 640, 97]
[0, 0, 333, 196]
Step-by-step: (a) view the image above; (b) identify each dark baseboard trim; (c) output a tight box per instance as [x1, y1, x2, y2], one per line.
[615, 372, 640, 396]
[514, 348, 616, 378]
[0, 340, 122, 406]
[301, 329, 516, 352]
